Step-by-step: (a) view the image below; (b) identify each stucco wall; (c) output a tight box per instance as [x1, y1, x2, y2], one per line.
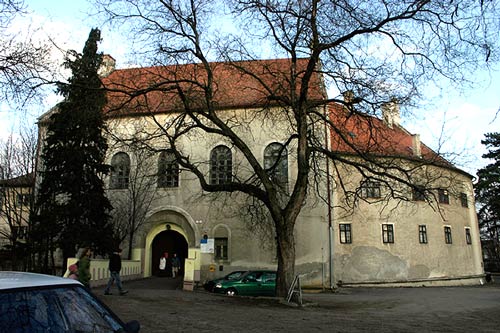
[332, 161, 483, 286]
[102, 107, 483, 289]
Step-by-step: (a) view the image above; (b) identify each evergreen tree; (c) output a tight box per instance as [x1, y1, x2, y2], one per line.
[475, 133, 500, 269]
[33, 28, 114, 272]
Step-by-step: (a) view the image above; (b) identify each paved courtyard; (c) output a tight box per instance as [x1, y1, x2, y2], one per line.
[96, 277, 500, 332]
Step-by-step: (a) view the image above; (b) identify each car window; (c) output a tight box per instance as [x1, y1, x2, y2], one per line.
[0, 286, 123, 333]
[262, 272, 276, 282]
[227, 271, 244, 280]
[0, 288, 68, 332]
[244, 272, 258, 281]
[245, 272, 264, 282]
[57, 286, 124, 332]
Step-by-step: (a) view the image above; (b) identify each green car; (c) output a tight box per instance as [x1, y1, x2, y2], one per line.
[213, 270, 277, 296]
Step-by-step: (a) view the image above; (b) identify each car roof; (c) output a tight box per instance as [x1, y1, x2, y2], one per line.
[0, 271, 82, 290]
[243, 270, 276, 275]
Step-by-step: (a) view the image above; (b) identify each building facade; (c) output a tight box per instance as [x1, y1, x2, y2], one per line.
[37, 57, 484, 288]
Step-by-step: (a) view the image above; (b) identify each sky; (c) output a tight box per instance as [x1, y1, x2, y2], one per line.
[2, 1, 499, 178]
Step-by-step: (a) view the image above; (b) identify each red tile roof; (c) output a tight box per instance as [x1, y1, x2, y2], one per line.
[102, 58, 326, 116]
[66, 57, 459, 172]
[328, 103, 453, 167]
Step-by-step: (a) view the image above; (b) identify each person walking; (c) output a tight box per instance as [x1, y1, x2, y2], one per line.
[104, 248, 128, 296]
[77, 248, 92, 288]
[159, 253, 167, 277]
[171, 253, 181, 278]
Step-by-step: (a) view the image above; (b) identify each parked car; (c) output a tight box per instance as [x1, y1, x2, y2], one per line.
[0, 271, 140, 332]
[203, 270, 248, 292]
[213, 270, 277, 296]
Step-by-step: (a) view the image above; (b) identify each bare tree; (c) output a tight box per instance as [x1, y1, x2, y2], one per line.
[0, 0, 56, 105]
[106, 135, 159, 259]
[0, 123, 37, 270]
[95, 0, 498, 296]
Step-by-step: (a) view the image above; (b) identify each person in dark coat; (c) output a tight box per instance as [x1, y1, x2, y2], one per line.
[171, 253, 181, 278]
[104, 248, 128, 295]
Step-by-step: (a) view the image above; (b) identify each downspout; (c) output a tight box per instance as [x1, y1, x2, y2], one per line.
[324, 104, 334, 290]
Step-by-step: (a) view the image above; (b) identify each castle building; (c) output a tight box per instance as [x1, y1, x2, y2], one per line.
[37, 56, 484, 287]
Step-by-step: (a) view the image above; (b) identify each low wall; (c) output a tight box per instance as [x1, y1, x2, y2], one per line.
[64, 258, 142, 287]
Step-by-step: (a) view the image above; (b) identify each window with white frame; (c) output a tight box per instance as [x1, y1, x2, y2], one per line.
[419, 225, 428, 244]
[214, 238, 228, 260]
[444, 226, 452, 244]
[382, 224, 394, 243]
[339, 224, 352, 244]
[110, 152, 130, 189]
[460, 192, 468, 208]
[213, 226, 229, 261]
[465, 228, 472, 245]
[438, 189, 449, 204]
[210, 145, 232, 185]
[360, 180, 381, 198]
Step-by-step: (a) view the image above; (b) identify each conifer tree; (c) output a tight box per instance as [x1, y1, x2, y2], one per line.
[475, 133, 500, 270]
[33, 28, 114, 272]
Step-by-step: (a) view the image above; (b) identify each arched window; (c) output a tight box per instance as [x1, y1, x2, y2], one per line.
[110, 152, 130, 189]
[210, 145, 232, 185]
[158, 150, 179, 188]
[264, 143, 288, 190]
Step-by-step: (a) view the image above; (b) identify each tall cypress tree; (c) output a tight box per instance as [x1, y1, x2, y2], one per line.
[475, 132, 500, 269]
[34, 28, 114, 272]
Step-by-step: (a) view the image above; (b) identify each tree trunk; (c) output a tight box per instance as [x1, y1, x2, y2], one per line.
[127, 230, 134, 260]
[275, 224, 295, 297]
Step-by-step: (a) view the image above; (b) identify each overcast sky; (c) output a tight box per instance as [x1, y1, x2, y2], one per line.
[2, 1, 499, 177]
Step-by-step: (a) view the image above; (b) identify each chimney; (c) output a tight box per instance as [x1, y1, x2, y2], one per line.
[343, 90, 355, 104]
[382, 98, 400, 129]
[98, 54, 116, 77]
[412, 134, 422, 158]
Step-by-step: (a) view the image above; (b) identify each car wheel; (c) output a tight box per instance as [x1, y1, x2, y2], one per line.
[225, 288, 238, 296]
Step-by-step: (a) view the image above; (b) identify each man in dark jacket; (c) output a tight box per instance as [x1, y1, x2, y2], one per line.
[104, 248, 128, 295]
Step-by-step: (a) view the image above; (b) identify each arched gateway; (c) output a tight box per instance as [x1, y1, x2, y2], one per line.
[142, 207, 199, 278]
[151, 230, 188, 276]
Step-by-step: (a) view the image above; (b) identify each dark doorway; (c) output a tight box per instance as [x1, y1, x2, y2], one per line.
[151, 230, 188, 277]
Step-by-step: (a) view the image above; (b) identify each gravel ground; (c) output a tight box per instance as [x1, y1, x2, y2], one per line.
[96, 277, 500, 332]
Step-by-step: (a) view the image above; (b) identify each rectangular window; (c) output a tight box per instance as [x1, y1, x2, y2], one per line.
[382, 224, 394, 244]
[412, 185, 426, 201]
[339, 224, 352, 244]
[444, 226, 452, 244]
[438, 189, 449, 204]
[12, 226, 27, 240]
[16, 194, 30, 206]
[360, 180, 381, 198]
[419, 225, 428, 244]
[460, 193, 468, 208]
[214, 237, 228, 260]
[465, 228, 472, 245]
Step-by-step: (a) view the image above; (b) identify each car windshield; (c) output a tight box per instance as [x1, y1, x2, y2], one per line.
[226, 271, 244, 280]
[0, 285, 124, 332]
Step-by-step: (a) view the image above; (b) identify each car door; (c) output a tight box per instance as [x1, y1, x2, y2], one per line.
[237, 271, 262, 296]
[260, 272, 277, 296]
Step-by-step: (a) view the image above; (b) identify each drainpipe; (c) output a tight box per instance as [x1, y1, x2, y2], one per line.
[324, 104, 334, 290]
